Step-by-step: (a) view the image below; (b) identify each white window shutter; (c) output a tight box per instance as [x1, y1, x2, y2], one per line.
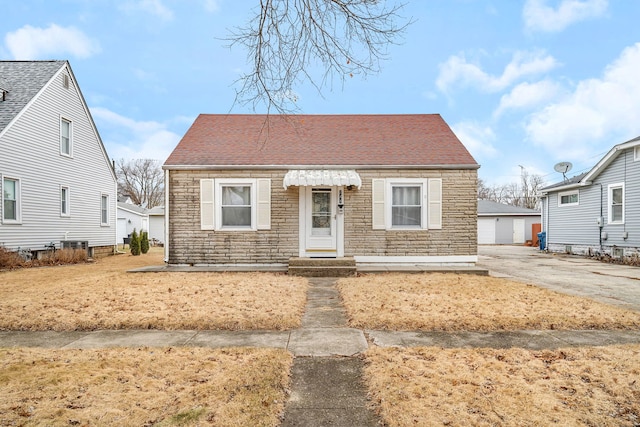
[372, 179, 386, 229]
[200, 179, 215, 230]
[428, 178, 442, 229]
[256, 178, 271, 230]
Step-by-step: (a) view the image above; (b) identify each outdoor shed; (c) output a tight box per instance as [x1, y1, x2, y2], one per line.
[163, 114, 479, 270]
[477, 200, 541, 245]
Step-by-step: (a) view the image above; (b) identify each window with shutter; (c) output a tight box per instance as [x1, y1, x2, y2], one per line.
[200, 178, 271, 231]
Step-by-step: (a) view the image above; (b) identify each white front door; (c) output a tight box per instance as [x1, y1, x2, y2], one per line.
[302, 187, 338, 257]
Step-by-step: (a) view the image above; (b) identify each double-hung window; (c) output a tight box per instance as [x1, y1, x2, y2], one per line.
[61, 186, 70, 216]
[558, 190, 579, 206]
[200, 178, 271, 231]
[372, 178, 441, 230]
[2, 177, 20, 223]
[100, 194, 109, 225]
[608, 183, 624, 224]
[60, 118, 72, 156]
[391, 185, 422, 228]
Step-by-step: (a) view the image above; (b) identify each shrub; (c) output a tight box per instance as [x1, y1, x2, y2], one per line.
[140, 231, 150, 254]
[0, 247, 26, 269]
[130, 229, 141, 256]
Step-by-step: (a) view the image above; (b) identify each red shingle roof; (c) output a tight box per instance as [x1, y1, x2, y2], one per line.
[164, 114, 478, 168]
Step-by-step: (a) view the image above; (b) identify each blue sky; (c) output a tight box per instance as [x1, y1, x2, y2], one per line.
[3, 0, 640, 186]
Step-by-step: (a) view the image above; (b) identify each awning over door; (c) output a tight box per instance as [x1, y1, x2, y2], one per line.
[283, 169, 362, 189]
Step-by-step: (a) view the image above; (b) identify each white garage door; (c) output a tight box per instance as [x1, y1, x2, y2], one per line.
[478, 218, 496, 244]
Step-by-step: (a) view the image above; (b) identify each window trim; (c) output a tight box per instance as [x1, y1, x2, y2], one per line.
[60, 116, 72, 157]
[385, 179, 428, 230]
[558, 190, 579, 207]
[2, 176, 21, 224]
[60, 186, 70, 217]
[608, 183, 624, 224]
[100, 193, 109, 226]
[215, 178, 256, 231]
[634, 146, 640, 162]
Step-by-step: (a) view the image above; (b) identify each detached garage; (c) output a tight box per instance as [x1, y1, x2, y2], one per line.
[478, 200, 541, 245]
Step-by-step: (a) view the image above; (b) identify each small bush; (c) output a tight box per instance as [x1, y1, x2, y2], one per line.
[140, 231, 149, 254]
[0, 247, 26, 269]
[130, 229, 141, 256]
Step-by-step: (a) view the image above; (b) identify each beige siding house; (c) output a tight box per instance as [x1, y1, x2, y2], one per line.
[163, 114, 479, 269]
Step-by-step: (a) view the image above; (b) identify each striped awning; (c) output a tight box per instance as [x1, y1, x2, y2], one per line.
[283, 169, 362, 189]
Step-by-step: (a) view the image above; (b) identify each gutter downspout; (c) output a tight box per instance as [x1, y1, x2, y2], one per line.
[164, 169, 169, 264]
[599, 184, 603, 253]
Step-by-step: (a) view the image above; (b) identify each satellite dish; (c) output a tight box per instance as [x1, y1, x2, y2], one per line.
[554, 161, 573, 180]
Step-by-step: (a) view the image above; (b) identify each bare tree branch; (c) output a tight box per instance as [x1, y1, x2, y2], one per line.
[116, 159, 164, 208]
[227, 0, 412, 114]
[478, 173, 546, 210]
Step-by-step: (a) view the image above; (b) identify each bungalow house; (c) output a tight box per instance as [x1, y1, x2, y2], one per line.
[162, 114, 479, 269]
[477, 200, 541, 245]
[0, 60, 117, 258]
[539, 135, 640, 257]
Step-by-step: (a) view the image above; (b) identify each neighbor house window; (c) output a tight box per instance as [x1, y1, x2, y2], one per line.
[60, 118, 72, 156]
[2, 177, 20, 222]
[61, 186, 70, 216]
[635, 146, 640, 161]
[558, 190, 579, 206]
[101, 194, 109, 225]
[608, 183, 624, 224]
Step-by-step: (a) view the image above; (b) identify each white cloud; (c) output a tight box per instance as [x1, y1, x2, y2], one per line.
[494, 80, 563, 117]
[523, 0, 608, 33]
[452, 122, 499, 160]
[4, 24, 100, 60]
[91, 107, 181, 162]
[436, 50, 558, 94]
[203, 0, 220, 13]
[119, 0, 174, 21]
[525, 42, 640, 161]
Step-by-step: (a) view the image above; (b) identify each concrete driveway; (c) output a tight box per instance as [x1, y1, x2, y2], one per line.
[477, 245, 640, 312]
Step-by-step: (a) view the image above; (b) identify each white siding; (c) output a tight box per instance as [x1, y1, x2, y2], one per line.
[0, 65, 117, 251]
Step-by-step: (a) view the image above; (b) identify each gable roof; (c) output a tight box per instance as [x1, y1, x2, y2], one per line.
[540, 135, 640, 193]
[164, 114, 478, 169]
[0, 60, 67, 133]
[478, 199, 540, 216]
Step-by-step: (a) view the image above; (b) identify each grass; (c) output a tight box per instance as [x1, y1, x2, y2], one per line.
[0, 248, 308, 331]
[337, 273, 640, 331]
[0, 347, 292, 426]
[364, 345, 640, 426]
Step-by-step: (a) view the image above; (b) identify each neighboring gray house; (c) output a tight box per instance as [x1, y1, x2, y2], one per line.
[477, 200, 541, 245]
[539, 135, 640, 256]
[147, 206, 165, 245]
[0, 60, 117, 258]
[117, 200, 148, 245]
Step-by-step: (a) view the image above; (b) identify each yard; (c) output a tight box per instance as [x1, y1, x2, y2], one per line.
[1, 250, 639, 425]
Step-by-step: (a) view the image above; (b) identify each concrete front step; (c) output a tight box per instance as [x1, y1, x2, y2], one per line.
[288, 257, 357, 277]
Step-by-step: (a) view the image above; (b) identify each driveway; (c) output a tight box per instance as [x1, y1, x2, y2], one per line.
[477, 245, 640, 312]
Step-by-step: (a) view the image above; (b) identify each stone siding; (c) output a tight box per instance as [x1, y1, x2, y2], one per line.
[168, 168, 478, 264]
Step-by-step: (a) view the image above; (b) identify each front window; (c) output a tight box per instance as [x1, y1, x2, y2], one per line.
[101, 194, 109, 225]
[391, 185, 422, 228]
[609, 184, 624, 224]
[3, 177, 19, 222]
[558, 190, 579, 206]
[221, 185, 251, 228]
[61, 186, 70, 216]
[61, 118, 72, 156]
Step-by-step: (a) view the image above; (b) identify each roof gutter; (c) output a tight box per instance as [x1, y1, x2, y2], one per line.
[162, 163, 481, 171]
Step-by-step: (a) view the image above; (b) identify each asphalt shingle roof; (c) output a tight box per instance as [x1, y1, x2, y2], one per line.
[0, 60, 66, 133]
[478, 199, 540, 215]
[164, 114, 479, 168]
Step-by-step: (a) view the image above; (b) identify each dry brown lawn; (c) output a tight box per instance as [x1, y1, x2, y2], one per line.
[0, 346, 291, 426]
[0, 248, 308, 331]
[365, 345, 640, 426]
[338, 273, 640, 331]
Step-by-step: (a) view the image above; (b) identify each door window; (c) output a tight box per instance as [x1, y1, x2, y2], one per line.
[311, 188, 331, 236]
